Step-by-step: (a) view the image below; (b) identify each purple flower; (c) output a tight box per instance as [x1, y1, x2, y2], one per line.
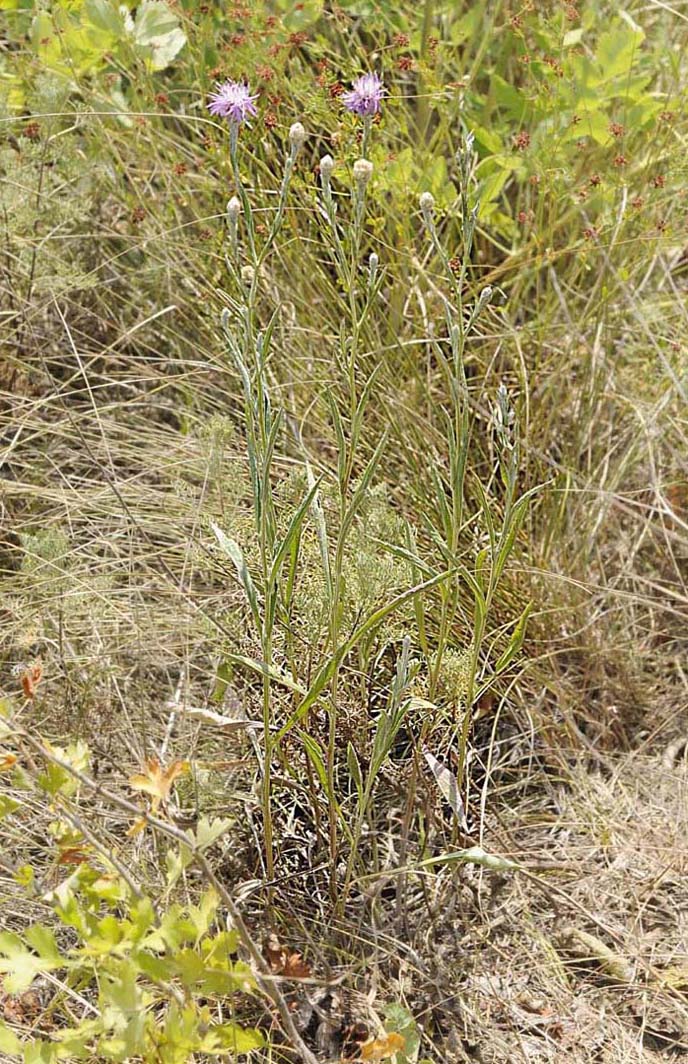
[342, 72, 385, 118]
[207, 80, 258, 125]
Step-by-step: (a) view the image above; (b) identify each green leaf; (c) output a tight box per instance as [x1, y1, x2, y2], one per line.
[133, 0, 186, 70]
[82, 0, 124, 43]
[0, 932, 61, 993]
[383, 1003, 421, 1064]
[596, 21, 644, 80]
[495, 602, 532, 673]
[275, 0, 323, 30]
[192, 815, 232, 852]
[0, 1020, 21, 1056]
[211, 523, 261, 630]
[202, 1022, 264, 1054]
[0, 794, 19, 819]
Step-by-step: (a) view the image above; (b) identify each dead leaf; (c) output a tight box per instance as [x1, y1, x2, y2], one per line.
[561, 927, 634, 983]
[265, 935, 312, 979]
[21, 661, 42, 701]
[57, 845, 91, 866]
[360, 1031, 405, 1061]
[2, 988, 43, 1024]
[128, 757, 189, 813]
[126, 816, 148, 838]
[423, 746, 469, 831]
[184, 705, 266, 731]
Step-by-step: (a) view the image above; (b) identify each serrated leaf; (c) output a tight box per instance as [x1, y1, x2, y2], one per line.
[202, 1021, 264, 1054]
[596, 21, 644, 80]
[128, 757, 189, 813]
[192, 815, 232, 851]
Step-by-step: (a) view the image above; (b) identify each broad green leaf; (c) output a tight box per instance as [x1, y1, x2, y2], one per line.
[384, 1003, 421, 1064]
[202, 1022, 264, 1054]
[275, 0, 323, 30]
[0, 932, 61, 993]
[0, 1020, 20, 1055]
[192, 815, 232, 852]
[0, 794, 19, 819]
[596, 21, 644, 80]
[133, 0, 186, 71]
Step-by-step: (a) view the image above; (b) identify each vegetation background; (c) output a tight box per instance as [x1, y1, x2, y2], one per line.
[1, 0, 687, 1060]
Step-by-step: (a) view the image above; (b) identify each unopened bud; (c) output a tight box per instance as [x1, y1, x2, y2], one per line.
[368, 252, 379, 287]
[289, 121, 306, 155]
[319, 154, 334, 181]
[226, 196, 241, 222]
[419, 191, 435, 215]
[353, 158, 374, 188]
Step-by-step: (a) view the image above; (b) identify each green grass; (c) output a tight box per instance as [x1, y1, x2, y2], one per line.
[1, 0, 688, 1060]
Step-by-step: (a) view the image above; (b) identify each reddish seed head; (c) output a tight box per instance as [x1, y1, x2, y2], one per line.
[264, 111, 278, 129]
[328, 81, 344, 98]
[155, 92, 169, 106]
[631, 196, 644, 209]
[173, 162, 187, 175]
[393, 32, 410, 46]
[514, 130, 531, 150]
[398, 55, 414, 71]
[613, 154, 627, 167]
[256, 64, 273, 81]
[131, 206, 145, 223]
[288, 31, 308, 46]
[583, 227, 597, 240]
[589, 173, 601, 187]
[609, 122, 624, 138]
[23, 121, 40, 141]
[651, 174, 666, 188]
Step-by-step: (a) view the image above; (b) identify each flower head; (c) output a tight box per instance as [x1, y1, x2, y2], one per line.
[343, 72, 385, 118]
[207, 80, 258, 125]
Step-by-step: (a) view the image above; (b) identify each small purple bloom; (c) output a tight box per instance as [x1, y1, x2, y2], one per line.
[207, 80, 258, 125]
[342, 72, 385, 118]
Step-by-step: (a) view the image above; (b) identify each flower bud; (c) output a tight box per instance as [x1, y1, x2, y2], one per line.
[289, 121, 306, 155]
[226, 196, 241, 222]
[419, 191, 435, 214]
[319, 154, 334, 182]
[368, 252, 379, 288]
[353, 158, 374, 187]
